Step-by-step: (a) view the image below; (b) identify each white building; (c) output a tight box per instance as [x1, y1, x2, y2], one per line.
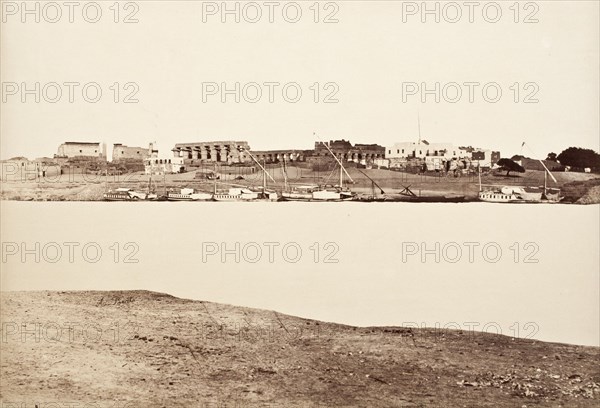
[144, 143, 185, 174]
[386, 141, 469, 160]
[144, 157, 185, 175]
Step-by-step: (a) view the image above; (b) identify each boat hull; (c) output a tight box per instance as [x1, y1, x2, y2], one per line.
[479, 188, 562, 203]
[282, 190, 356, 202]
[167, 193, 214, 201]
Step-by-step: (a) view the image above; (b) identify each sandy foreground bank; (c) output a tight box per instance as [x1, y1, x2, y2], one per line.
[1, 291, 599, 407]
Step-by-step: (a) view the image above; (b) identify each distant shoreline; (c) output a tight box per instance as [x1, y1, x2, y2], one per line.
[2, 166, 600, 204]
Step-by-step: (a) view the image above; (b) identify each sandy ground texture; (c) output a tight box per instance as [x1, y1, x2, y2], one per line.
[1, 166, 600, 203]
[1, 291, 599, 407]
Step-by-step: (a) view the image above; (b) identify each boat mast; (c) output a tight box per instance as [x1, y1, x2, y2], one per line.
[282, 156, 288, 191]
[213, 162, 217, 194]
[478, 164, 482, 192]
[314, 132, 354, 184]
[242, 148, 276, 185]
[263, 160, 267, 193]
[523, 142, 558, 189]
[417, 112, 422, 144]
[357, 168, 385, 194]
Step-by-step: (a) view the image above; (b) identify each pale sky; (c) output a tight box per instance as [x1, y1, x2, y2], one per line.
[1, 0, 599, 160]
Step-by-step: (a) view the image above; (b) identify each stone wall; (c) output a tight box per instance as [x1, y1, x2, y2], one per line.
[112, 144, 149, 161]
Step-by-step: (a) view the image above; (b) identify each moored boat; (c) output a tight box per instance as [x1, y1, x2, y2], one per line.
[281, 185, 316, 201]
[213, 188, 260, 201]
[167, 188, 213, 201]
[281, 133, 356, 202]
[477, 155, 562, 204]
[103, 188, 148, 201]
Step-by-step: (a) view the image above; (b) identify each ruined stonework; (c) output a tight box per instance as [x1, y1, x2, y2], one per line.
[112, 144, 150, 161]
[310, 140, 386, 164]
[172, 141, 251, 166]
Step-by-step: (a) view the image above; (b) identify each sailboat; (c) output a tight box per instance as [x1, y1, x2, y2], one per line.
[145, 172, 159, 200]
[478, 156, 562, 203]
[166, 165, 213, 201]
[167, 188, 213, 201]
[103, 187, 148, 201]
[212, 186, 260, 201]
[279, 156, 317, 201]
[212, 154, 278, 201]
[281, 134, 356, 202]
[103, 170, 156, 201]
[353, 167, 465, 203]
[353, 169, 389, 202]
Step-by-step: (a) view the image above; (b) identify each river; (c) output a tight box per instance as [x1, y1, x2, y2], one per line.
[1, 201, 598, 346]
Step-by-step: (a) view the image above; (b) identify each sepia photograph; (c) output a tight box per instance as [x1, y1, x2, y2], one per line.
[1, 1, 599, 407]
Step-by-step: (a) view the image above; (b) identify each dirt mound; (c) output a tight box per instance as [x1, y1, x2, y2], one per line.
[562, 178, 600, 204]
[1, 291, 599, 407]
[577, 185, 600, 204]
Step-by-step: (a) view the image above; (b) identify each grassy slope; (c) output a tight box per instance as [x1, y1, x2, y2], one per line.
[1, 291, 598, 407]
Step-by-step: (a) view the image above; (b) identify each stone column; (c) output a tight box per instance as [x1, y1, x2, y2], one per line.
[222, 145, 230, 162]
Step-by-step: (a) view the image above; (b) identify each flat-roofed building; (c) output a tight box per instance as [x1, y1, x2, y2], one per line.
[386, 140, 469, 160]
[55, 142, 105, 159]
[145, 143, 185, 174]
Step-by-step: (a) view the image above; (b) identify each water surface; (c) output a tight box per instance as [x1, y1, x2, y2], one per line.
[2, 201, 598, 346]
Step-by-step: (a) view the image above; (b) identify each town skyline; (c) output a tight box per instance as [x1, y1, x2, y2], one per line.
[2, 129, 597, 163]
